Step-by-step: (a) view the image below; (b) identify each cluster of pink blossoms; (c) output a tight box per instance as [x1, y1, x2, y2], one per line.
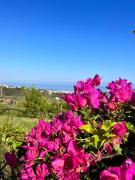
[20, 111, 91, 180]
[100, 158, 135, 180]
[112, 121, 127, 139]
[102, 121, 127, 155]
[103, 78, 133, 110]
[63, 74, 101, 110]
[63, 75, 134, 111]
[107, 78, 132, 103]
[19, 117, 127, 179]
[112, 121, 127, 145]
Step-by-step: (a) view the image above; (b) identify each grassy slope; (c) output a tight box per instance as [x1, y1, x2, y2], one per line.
[0, 115, 39, 131]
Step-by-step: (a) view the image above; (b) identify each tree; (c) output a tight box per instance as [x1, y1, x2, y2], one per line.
[22, 87, 48, 118]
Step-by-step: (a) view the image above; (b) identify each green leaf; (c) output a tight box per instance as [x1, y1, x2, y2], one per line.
[126, 122, 135, 134]
[1, 134, 6, 142]
[13, 141, 17, 151]
[101, 121, 115, 132]
[93, 135, 100, 149]
[99, 139, 107, 148]
[80, 124, 95, 133]
[113, 144, 122, 154]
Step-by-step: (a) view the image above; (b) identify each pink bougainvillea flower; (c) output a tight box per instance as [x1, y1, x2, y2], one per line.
[67, 140, 90, 171]
[92, 74, 101, 86]
[62, 92, 87, 111]
[100, 158, 135, 180]
[107, 102, 117, 111]
[107, 81, 117, 91]
[36, 163, 49, 179]
[107, 78, 133, 103]
[103, 142, 113, 154]
[51, 155, 75, 179]
[112, 121, 127, 138]
[63, 171, 80, 180]
[5, 152, 17, 167]
[87, 88, 101, 109]
[75, 79, 92, 93]
[51, 140, 90, 179]
[20, 164, 37, 180]
[101, 93, 108, 104]
[100, 169, 119, 180]
[77, 93, 87, 108]
[120, 158, 135, 180]
[112, 137, 122, 146]
[39, 150, 47, 158]
[22, 146, 38, 162]
[51, 157, 65, 171]
[63, 75, 101, 110]
[46, 140, 55, 151]
[62, 93, 78, 111]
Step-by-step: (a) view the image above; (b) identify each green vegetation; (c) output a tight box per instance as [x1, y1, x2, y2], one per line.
[0, 86, 68, 170]
[0, 86, 68, 119]
[0, 114, 38, 179]
[0, 115, 38, 161]
[22, 87, 68, 118]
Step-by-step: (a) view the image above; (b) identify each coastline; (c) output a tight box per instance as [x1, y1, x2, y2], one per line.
[0, 83, 73, 94]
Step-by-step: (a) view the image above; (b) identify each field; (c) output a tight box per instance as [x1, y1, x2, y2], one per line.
[0, 114, 38, 161]
[0, 115, 38, 131]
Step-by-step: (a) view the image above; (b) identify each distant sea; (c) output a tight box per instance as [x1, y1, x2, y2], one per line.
[0, 82, 107, 92]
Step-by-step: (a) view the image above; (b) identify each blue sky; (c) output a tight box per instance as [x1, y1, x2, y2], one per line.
[0, 0, 135, 83]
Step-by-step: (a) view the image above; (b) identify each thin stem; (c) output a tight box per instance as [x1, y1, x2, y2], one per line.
[100, 153, 121, 161]
[89, 152, 121, 164]
[76, 137, 90, 141]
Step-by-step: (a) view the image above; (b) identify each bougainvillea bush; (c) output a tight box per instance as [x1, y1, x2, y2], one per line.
[2, 75, 135, 179]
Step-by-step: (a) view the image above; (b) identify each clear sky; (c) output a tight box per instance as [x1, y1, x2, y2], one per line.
[0, 0, 135, 83]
